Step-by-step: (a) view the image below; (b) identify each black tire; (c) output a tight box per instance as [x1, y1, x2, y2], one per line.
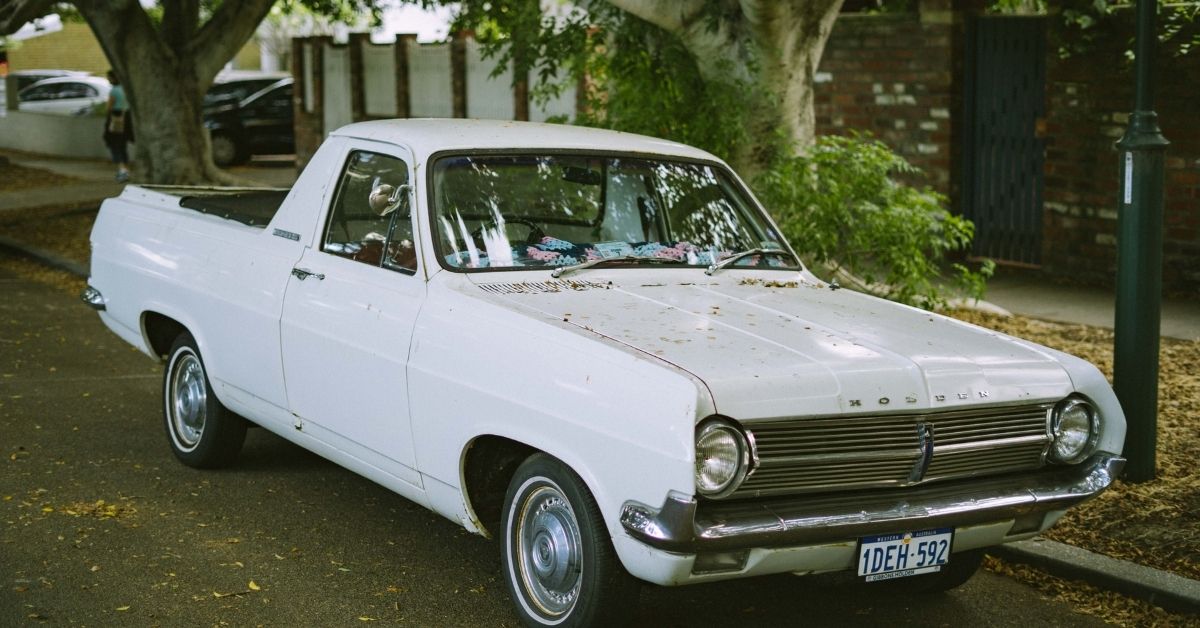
[162, 332, 246, 468]
[501, 454, 639, 627]
[210, 133, 244, 167]
[872, 548, 985, 594]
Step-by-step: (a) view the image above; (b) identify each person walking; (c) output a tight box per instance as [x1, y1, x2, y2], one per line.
[103, 70, 133, 182]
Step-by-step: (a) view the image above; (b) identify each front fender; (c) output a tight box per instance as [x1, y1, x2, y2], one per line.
[409, 283, 700, 547]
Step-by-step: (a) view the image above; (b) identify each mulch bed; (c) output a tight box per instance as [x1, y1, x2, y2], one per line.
[948, 310, 1200, 582]
[0, 204, 98, 264]
[0, 164, 79, 193]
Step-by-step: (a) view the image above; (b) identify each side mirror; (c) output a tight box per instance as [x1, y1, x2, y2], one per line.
[369, 184, 397, 215]
[369, 183, 410, 216]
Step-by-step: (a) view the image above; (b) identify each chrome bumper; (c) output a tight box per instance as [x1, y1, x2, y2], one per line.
[620, 453, 1124, 553]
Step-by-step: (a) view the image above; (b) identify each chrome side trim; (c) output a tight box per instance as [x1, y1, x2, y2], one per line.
[620, 453, 1124, 553]
[80, 286, 106, 311]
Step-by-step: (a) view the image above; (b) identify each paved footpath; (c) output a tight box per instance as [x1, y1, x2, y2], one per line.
[986, 272, 1200, 341]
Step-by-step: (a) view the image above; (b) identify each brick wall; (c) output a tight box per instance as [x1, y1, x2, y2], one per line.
[814, 8, 961, 202]
[815, 6, 1199, 294]
[1042, 22, 1200, 292]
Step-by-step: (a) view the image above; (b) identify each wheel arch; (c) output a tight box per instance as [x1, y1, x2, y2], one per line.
[142, 310, 190, 360]
[460, 434, 538, 538]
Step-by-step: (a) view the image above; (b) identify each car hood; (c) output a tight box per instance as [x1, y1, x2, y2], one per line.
[464, 271, 1074, 419]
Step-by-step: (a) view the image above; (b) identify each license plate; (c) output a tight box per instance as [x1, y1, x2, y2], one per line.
[857, 528, 953, 582]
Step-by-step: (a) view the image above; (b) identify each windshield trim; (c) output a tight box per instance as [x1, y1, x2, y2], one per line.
[424, 148, 802, 275]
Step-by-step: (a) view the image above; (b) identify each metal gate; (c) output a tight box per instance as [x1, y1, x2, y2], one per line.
[963, 16, 1047, 265]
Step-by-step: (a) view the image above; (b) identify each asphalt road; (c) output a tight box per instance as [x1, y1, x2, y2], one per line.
[0, 259, 1110, 627]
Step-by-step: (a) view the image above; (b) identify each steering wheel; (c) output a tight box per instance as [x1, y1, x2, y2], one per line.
[470, 218, 546, 250]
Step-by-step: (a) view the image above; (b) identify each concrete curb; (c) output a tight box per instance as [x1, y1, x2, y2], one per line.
[0, 234, 89, 278]
[991, 538, 1200, 615]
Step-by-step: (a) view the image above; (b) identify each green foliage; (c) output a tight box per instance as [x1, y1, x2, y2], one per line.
[757, 134, 994, 309]
[452, 1, 766, 166]
[278, 0, 385, 26]
[575, 10, 758, 162]
[1161, 1, 1200, 57]
[1059, 0, 1199, 58]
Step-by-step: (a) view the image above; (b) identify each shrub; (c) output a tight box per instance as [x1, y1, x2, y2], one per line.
[756, 134, 994, 309]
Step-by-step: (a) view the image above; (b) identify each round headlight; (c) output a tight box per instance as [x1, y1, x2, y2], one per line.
[695, 420, 749, 498]
[1050, 397, 1099, 464]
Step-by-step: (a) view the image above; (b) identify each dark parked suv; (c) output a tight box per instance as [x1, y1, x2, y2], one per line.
[204, 77, 294, 166]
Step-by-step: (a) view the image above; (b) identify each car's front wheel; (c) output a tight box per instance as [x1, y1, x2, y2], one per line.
[872, 548, 985, 594]
[163, 332, 246, 468]
[501, 454, 638, 627]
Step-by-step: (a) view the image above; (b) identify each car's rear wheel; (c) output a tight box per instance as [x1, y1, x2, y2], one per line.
[163, 332, 246, 468]
[210, 133, 242, 167]
[501, 454, 638, 627]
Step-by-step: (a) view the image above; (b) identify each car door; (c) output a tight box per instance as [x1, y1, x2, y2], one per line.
[279, 146, 424, 487]
[17, 83, 58, 113]
[241, 83, 294, 155]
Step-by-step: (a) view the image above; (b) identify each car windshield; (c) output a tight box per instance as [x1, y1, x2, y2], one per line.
[431, 154, 797, 272]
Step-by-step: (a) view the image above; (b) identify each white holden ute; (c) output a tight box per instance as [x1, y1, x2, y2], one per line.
[83, 119, 1126, 626]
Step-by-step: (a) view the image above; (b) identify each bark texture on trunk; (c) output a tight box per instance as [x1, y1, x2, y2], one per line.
[604, 0, 844, 174]
[3, 0, 275, 184]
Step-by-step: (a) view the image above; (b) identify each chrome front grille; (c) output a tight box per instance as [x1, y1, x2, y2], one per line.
[735, 403, 1052, 499]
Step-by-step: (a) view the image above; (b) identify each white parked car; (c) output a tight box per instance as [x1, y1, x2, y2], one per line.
[83, 119, 1126, 626]
[18, 75, 110, 116]
[8, 69, 92, 92]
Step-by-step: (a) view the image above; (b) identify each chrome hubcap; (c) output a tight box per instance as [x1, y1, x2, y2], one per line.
[517, 484, 582, 617]
[171, 353, 206, 449]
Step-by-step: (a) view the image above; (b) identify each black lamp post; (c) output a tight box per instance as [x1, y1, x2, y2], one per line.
[1113, 0, 1169, 483]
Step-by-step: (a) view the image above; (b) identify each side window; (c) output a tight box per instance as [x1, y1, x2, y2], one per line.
[268, 86, 292, 112]
[21, 85, 54, 101]
[57, 83, 91, 99]
[323, 150, 417, 274]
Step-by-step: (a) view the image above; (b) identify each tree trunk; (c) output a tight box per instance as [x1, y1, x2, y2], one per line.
[124, 59, 231, 185]
[70, 0, 274, 185]
[605, 0, 844, 175]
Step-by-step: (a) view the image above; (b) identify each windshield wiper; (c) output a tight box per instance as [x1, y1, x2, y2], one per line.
[551, 254, 687, 278]
[704, 248, 797, 276]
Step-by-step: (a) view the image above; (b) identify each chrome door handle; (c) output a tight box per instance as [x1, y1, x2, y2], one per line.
[291, 267, 325, 281]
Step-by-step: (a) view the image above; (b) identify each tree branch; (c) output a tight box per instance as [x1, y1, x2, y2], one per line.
[0, 0, 58, 35]
[187, 0, 275, 85]
[74, 0, 161, 82]
[601, 0, 707, 34]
